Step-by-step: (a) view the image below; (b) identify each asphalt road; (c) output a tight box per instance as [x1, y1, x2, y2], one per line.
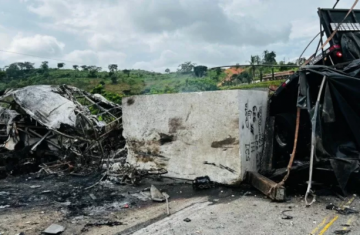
[129, 194, 360, 235]
[1, 175, 359, 235]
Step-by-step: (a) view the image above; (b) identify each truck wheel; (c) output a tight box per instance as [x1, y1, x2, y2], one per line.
[274, 113, 296, 154]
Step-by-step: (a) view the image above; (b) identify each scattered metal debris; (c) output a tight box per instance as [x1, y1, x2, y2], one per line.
[163, 192, 170, 215]
[89, 193, 97, 200]
[81, 220, 123, 232]
[247, 171, 285, 201]
[183, 218, 191, 222]
[334, 230, 351, 234]
[326, 204, 359, 215]
[193, 176, 212, 190]
[29, 185, 41, 189]
[43, 224, 65, 234]
[150, 185, 165, 202]
[281, 210, 293, 220]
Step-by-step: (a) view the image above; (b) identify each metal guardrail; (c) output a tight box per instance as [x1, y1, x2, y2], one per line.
[263, 71, 294, 80]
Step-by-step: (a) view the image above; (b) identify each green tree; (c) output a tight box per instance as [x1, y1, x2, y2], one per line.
[41, 61, 49, 71]
[165, 68, 170, 73]
[249, 56, 257, 79]
[88, 66, 101, 78]
[231, 74, 238, 85]
[178, 62, 196, 73]
[6, 63, 20, 79]
[123, 69, 130, 77]
[17, 62, 25, 71]
[81, 65, 88, 71]
[215, 67, 222, 76]
[108, 64, 118, 72]
[238, 71, 252, 84]
[91, 84, 105, 94]
[24, 62, 34, 70]
[57, 63, 65, 69]
[279, 61, 288, 71]
[0, 70, 6, 82]
[287, 61, 296, 66]
[111, 75, 118, 84]
[262, 50, 277, 64]
[259, 67, 264, 82]
[73, 65, 79, 70]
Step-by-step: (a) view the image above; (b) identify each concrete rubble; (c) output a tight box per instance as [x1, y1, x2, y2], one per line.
[43, 224, 65, 234]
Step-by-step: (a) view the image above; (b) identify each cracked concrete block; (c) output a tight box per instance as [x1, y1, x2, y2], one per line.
[123, 90, 268, 185]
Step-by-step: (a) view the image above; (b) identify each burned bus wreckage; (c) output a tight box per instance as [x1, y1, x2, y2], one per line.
[0, 85, 167, 184]
[0, 85, 128, 178]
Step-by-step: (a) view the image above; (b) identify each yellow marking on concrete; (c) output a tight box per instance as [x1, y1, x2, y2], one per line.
[310, 217, 328, 235]
[318, 215, 339, 235]
[344, 197, 355, 207]
[310, 196, 356, 235]
[310, 200, 345, 234]
[342, 215, 355, 230]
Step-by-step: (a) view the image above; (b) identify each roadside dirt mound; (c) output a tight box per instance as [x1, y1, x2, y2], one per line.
[218, 67, 245, 86]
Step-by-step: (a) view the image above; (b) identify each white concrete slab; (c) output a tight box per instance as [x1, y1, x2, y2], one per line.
[122, 90, 268, 185]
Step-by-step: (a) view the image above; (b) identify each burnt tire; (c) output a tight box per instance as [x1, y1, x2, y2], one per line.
[274, 113, 296, 155]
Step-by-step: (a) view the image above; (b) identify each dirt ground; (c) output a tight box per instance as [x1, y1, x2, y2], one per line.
[0, 174, 359, 235]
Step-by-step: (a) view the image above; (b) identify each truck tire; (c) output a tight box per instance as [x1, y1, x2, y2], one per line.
[274, 113, 296, 155]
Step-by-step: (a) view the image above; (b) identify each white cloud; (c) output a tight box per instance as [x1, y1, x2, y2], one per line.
[9, 34, 65, 57]
[28, 0, 71, 20]
[0, 34, 65, 67]
[0, 0, 357, 71]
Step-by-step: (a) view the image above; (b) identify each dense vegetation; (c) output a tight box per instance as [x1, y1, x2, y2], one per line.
[0, 51, 302, 104]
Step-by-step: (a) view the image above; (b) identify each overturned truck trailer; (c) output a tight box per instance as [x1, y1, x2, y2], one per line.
[0, 85, 125, 176]
[269, 7, 360, 201]
[270, 62, 360, 198]
[122, 90, 269, 185]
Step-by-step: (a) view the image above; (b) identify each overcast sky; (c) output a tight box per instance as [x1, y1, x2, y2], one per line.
[0, 0, 357, 72]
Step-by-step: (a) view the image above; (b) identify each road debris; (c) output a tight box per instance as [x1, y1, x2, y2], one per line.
[29, 185, 41, 189]
[43, 224, 65, 234]
[163, 192, 170, 215]
[183, 218, 191, 222]
[247, 171, 285, 201]
[150, 185, 165, 202]
[89, 193, 97, 200]
[334, 230, 351, 234]
[193, 176, 212, 190]
[281, 210, 293, 220]
[81, 220, 123, 232]
[326, 204, 359, 215]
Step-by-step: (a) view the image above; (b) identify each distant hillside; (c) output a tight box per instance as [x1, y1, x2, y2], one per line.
[0, 67, 221, 103]
[0, 63, 292, 104]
